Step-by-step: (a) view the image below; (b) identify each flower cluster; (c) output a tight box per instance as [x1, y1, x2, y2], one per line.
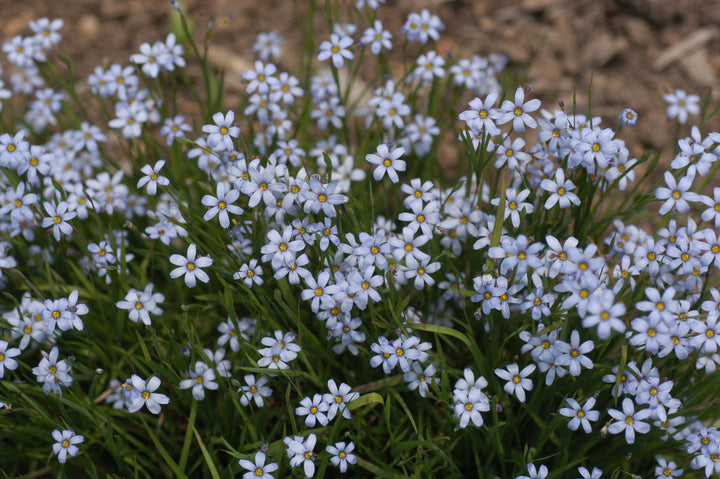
[2, 5, 720, 479]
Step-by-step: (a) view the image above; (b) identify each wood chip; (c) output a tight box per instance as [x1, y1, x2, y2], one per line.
[582, 32, 627, 68]
[653, 27, 717, 71]
[78, 15, 101, 41]
[521, 0, 563, 12]
[205, 46, 254, 91]
[679, 49, 717, 87]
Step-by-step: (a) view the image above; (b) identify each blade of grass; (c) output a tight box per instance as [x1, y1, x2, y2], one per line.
[192, 427, 221, 479]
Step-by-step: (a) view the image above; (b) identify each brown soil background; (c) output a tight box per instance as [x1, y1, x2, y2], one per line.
[4, 0, 720, 166]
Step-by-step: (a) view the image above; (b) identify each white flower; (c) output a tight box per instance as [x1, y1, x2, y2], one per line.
[127, 374, 170, 414]
[323, 379, 359, 420]
[607, 397, 651, 444]
[0, 340, 21, 378]
[179, 361, 219, 400]
[202, 110, 240, 151]
[497, 86, 541, 132]
[540, 168, 581, 210]
[366, 144, 406, 183]
[664, 89, 699, 124]
[137, 159, 169, 195]
[618, 107, 638, 126]
[558, 397, 599, 433]
[516, 463, 548, 479]
[41, 201, 76, 241]
[169, 244, 213, 288]
[295, 393, 330, 427]
[361, 20, 392, 55]
[326, 441, 357, 473]
[655, 171, 699, 215]
[202, 182, 243, 228]
[253, 30, 284, 62]
[234, 259, 264, 287]
[284, 434, 317, 478]
[32, 346, 73, 395]
[241, 60, 279, 95]
[404, 362, 438, 397]
[317, 33, 354, 68]
[239, 374, 273, 407]
[116, 286, 163, 325]
[238, 451, 278, 479]
[494, 363, 535, 402]
[52, 429, 84, 464]
[453, 387, 490, 428]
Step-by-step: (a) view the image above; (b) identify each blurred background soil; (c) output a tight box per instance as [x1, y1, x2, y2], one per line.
[4, 0, 720, 165]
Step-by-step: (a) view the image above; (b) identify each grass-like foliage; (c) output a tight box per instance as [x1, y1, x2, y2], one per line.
[1, 1, 720, 478]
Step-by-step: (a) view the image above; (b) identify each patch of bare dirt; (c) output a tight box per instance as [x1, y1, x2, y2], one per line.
[4, 0, 720, 163]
